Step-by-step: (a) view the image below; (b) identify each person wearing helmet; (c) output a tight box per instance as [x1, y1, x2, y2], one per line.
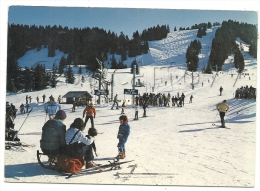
[116, 115, 130, 159]
[64, 118, 99, 168]
[40, 110, 67, 156]
[83, 102, 96, 127]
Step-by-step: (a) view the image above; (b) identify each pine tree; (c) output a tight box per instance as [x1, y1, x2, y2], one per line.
[59, 55, 67, 74]
[110, 55, 117, 69]
[204, 63, 213, 74]
[33, 64, 47, 90]
[78, 66, 82, 74]
[50, 63, 58, 88]
[6, 56, 21, 92]
[65, 66, 75, 84]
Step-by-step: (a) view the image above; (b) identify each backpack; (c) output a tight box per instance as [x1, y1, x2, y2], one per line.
[56, 155, 85, 173]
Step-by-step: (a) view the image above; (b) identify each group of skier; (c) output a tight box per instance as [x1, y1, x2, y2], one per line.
[134, 92, 190, 108]
[235, 85, 257, 99]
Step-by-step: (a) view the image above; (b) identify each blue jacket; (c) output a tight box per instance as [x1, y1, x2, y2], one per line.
[117, 123, 130, 141]
[44, 101, 61, 115]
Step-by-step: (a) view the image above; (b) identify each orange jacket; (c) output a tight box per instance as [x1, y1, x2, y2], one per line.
[83, 106, 96, 117]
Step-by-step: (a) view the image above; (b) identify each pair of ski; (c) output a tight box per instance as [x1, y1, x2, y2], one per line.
[212, 123, 231, 129]
[5, 141, 35, 150]
[65, 159, 135, 179]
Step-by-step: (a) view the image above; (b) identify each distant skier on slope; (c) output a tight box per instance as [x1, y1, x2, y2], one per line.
[111, 94, 119, 110]
[219, 86, 223, 96]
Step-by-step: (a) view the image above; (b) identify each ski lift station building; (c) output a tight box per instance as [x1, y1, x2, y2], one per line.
[62, 91, 93, 104]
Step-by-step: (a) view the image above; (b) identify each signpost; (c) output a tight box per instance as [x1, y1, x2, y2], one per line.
[94, 90, 109, 96]
[124, 89, 138, 95]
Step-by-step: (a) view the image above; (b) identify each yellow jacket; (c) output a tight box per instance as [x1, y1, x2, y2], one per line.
[216, 102, 230, 112]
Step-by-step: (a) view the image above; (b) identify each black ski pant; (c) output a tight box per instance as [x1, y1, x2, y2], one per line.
[84, 116, 94, 127]
[219, 111, 226, 127]
[111, 101, 118, 109]
[143, 108, 146, 116]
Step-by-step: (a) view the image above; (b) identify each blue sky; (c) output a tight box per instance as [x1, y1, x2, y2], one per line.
[8, 6, 258, 38]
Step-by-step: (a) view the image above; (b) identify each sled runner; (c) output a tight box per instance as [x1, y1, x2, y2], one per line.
[37, 150, 59, 170]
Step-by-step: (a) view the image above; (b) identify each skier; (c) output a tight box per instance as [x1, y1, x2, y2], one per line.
[83, 102, 96, 128]
[219, 86, 223, 96]
[25, 103, 30, 113]
[26, 95, 29, 104]
[135, 96, 139, 106]
[171, 96, 175, 106]
[20, 103, 25, 114]
[134, 105, 138, 120]
[117, 115, 130, 159]
[36, 96, 39, 104]
[143, 100, 148, 117]
[189, 95, 193, 103]
[121, 100, 126, 114]
[72, 101, 76, 112]
[64, 118, 99, 168]
[165, 96, 170, 107]
[178, 97, 182, 107]
[42, 94, 46, 103]
[181, 93, 185, 106]
[174, 96, 179, 107]
[44, 96, 61, 120]
[40, 110, 67, 156]
[111, 94, 119, 110]
[58, 95, 62, 104]
[216, 100, 230, 128]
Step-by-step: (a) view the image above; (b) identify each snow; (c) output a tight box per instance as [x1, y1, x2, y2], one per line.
[2, 27, 259, 191]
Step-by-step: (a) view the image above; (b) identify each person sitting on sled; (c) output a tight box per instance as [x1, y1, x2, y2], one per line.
[65, 118, 99, 169]
[40, 110, 67, 156]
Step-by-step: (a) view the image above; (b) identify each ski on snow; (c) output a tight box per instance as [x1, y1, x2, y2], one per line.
[66, 159, 135, 179]
[212, 124, 231, 129]
[5, 141, 35, 150]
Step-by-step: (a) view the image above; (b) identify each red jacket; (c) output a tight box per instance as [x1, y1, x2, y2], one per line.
[83, 106, 96, 117]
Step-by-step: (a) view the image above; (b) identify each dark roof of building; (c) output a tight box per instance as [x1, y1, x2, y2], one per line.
[62, 91, 93, 98]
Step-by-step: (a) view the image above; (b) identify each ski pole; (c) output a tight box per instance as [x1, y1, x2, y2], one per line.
[13, 108, 33, 141]
[212, 111, 219, 126]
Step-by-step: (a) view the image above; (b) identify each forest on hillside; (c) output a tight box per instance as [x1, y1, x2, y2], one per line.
[6, 20, 257, 92]
[6, 24, 169, 92]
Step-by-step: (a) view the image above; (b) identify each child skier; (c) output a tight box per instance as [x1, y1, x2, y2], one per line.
[116, 115, 130, 159]
[121, 100, 126, 114]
